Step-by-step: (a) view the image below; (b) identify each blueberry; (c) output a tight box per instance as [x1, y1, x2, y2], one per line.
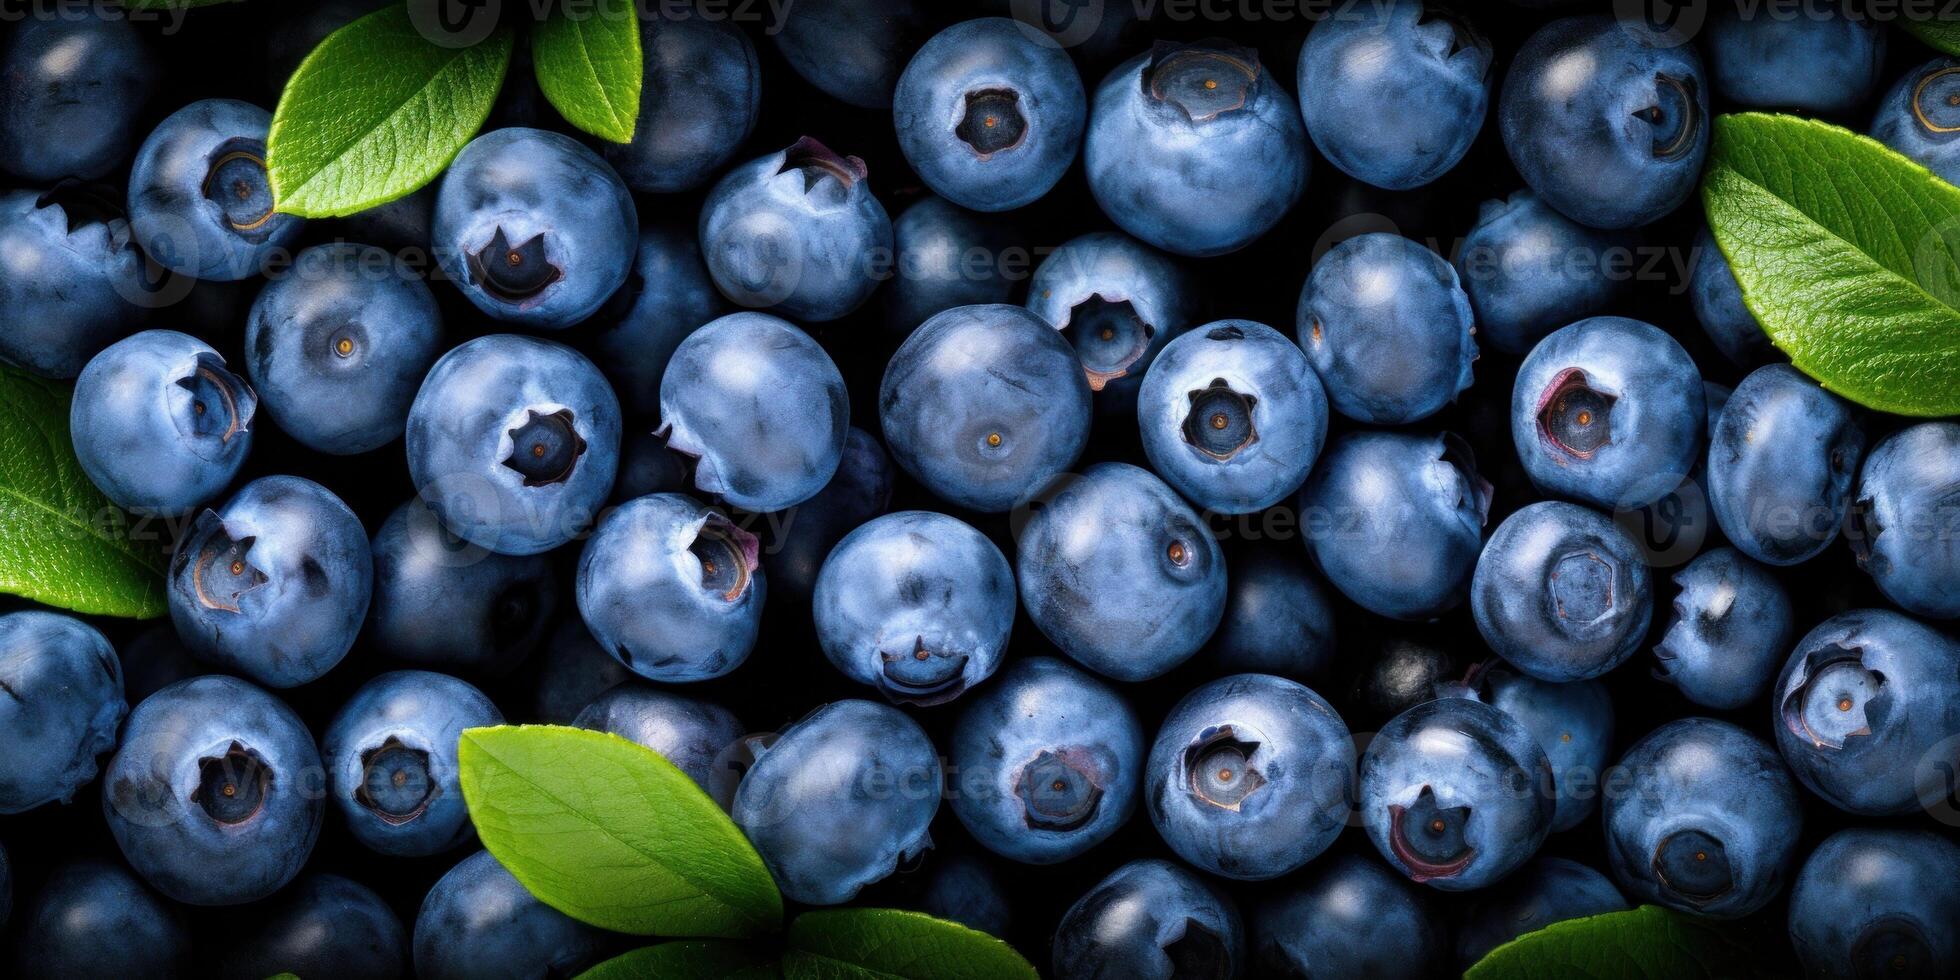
[884, 196, 1021, 336]
[168, 476, 372, 688]
[413, 849, 610, 980]
[1139, 320, 1328, 514]
[0, 185, 152, 378]
[1689, 227, 1776, 367]
[1454, 189, 1626, 354]
[1872, 58, 1960, 185]
[949, 657, 1144, 864]
[602, 12, 760, 193]
[1603, 717, 1802, 918]
[1251, 851, 1444, 980]
[1511, 316, 1705, 510]
[1051, 858, 1243, 980]
[916, 853, 1011, 937]
[9, 859, 189, 978]
[577, 493, 764, 684]
[585, 223, 726, 418]
[406, 334, 622, 556]
[609, 429, 691, 503]
[0, 612, 124, 813]
[1086, 40, 1308, 256]
[1707, 363, 1865, 566]
[323, 670, 502, 857]
[769, 0, 927, 109]
[1471, 500, 1653, 683]
[895, 18, 1086, 212]
[1360, 697, 1556, 891]
[1500, 16, 1709, 229]
[214, 873, 408, 980]
[128, 99, 303, 281]
[698, 137, 893, 321]
[1297, 0, 1492, 190]
[1705, 5, 1885, 115]
[1025, 230, 1198, 418]
[433, 127, 637, 329]
[1017, 462, 1226, 681]
[244, 243, 443, 455]
[730, 700, 940, 905]
[366, 496, 560, 677]
[1344, 634, 1461, 729]
[1454, 857, 1629, 969]
[104, 675, 323, 906]
[0, 13, 156, 182]
[1788, 828, 1960, 979]
[572, 683, 743, 792]
[530, 619, 633, 724]
[880, 303, 1091, 512]
[1297, 233, 1476, 424]
[659, 311, 849, 511]
[1848, 422, 1960, 619]
[1652, 546, 1793, 710]
[763, 426, 895, 601]
[1299, 430, 1491, 621]
[71, 329, 257, 516]
[1203, 543, 1336, 684]
[1146, 674, 1353, 881]
[1468, 663, 1614, 832]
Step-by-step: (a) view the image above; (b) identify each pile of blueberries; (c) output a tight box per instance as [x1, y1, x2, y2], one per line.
[2, 0, 1959, 977]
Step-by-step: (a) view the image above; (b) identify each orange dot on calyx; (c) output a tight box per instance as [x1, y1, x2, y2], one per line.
[1695, 851, 1708, 862]
[1577, 410, 1592, 425]
[913, 649, 929, 661]
[1099, 328, 1114, 341]
[506, 251, 523, 268]
[223, 783, 237, 798]
[1168, 542, 1186, 563]
[1204, 79, 1217, 90]
[986, 432, 1002, 447]
[1052, 780, 1066, 792]
[1431, 819, 1446, 833]
[1211, 413, 1229, 430]
[1217, 769, 1233, 782]
[230, 560, 244, 575]
[1839, 697, 1854, 711]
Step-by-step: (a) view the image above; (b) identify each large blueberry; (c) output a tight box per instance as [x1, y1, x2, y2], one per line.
[9, 860, 188, 978]
[413, 849, 609, 980]
[1707, 363, 1865, 566]
[214, 873, 408, 980]
[1788, 828, 1960, 979]
[573, 683, 743, 792]
[884, 196, 1021, 336]
[0, 186, 152, 378]
[129, 99, 303, 280]
[763, 426, 895, 601]
[1652, 546, 1793, 709]
[602, 12, 759, 193]
[916, 853, 1011, 937]
[585, 223, 726, 418]
[1025, 230, 1198, 417]
[71, 329, 256, 516]
[1251, 851, 1444, 980]
[1298, 233, 1476, 424]
[1848, 422, 1960, 618]
[1455, 189, 1626, 354]
[366, 496, 559, 677]
[1872, 58, 1960, 185]
[1706, 5, 1885, 115]
[1469, 663, 1614, 832]
[1472, 501, 1652, 683]
[1454, 857, 1629, 968]
[323, 670, 503, 857]
[1204, 543, 1336, 684]
[1689, 227, 1775, 367]
[768, 0, 927, 109]
[0, 13, 156, 181]
[531, 619, 633, 724]
[0, 612, 124, 813]
[1052, 858, 1243, 980]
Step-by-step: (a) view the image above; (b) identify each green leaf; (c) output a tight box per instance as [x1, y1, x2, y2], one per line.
[531, 0, 642, 143]
[576, 941, 779, 980]
[1900, 16, 1960, 57]
[781, 909, 1038, 980]
[1466, 905, 1770, 980]
[1703, 112, 1960, 416]
[267, 4, 513, 218]
[0, 366, 166, 619]
[458, 725, 783, 939]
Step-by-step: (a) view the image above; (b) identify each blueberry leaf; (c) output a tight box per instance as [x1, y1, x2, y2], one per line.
[457, 724, 783, 939]
[531, 0, 641, 144]
[575, 941, 779, 980]
[1466, 905, 1775, 979]
[0, 366, 166, 619]
[266, 4, 512, 218]
[1702, 112, 1960, 417]
[1899, 16, 1960, 57]
[782, 909, 1038, 980]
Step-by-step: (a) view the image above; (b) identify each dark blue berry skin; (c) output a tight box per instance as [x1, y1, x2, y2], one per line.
[1788, 828, 1960, 979]
[1140, 320, 1328, 515]
[434, 127, 637, 329]
[731, 700, 941, 905]
[1468, 664, 1614, 832]
[895, 18, 1086, 212]
[602, 13, 759, 193]
[1146, 674, 1354, 881]
[413, 849, 610, 980]
[1018, 462, 1226, 681]
[659, 312, 849, 512]
[1204, 544, 1336, 684]
[0, 612, 124, 814]
[586, 224, 726, 419]
[0, 187, 151, 378]
[1251, 851, 1444, 980]
[531, 619, 633, 724]
[1500, 16, 1708, 229]
[214, 874, 408, 980]
[1298, 233, 1476, 425]
[9, 860, 189, 978]
[572, 683, 743, 792]
[885, 196, 1020, 337]
[1706, 5, 1885, 116]
[1085, 40, 1308, 257]
[1300, 430, 1492, 621]
[1850, 422, 1960, 619]
[769, 0, 926, 109]
[1026, 230, 1198, 418]
[406, 334, 622, 556]
[1512, 316, 1706, 510]
[128, 99, 303, 281]
[0, 14, 156, 182]
[1872, 58, 1960, 185]
[168, 476, 372, 689]
[1455, 189, 1625, 355]
[917, 854, 1011, 937]
[103, 675, 324, 906]
[245, 243, 443, 455]
[1690, 228, 1775, 367]
[763, 427, 895, 602]
[1297, 0, 1492, 190]
[950, 657, 1144, 864]
[577, 493, 765, 684]
[1707, 363, 1866, 567]
[71, 329, 257, 516]
[1603, 717, 1803, 919]
[1360, 697, 1556, 891]
[880, 304, 1092, 512]
[366, 497, 560, 678]
[1652, 547, 1793, 710]
[698, 138, 893, 322]
[609, 429, 690, 503]
[323, 670, 503, 858]
[1052, 858, 1244, 980]
[1772, 609, 1960, 816]
[1472, 501, 1652, 683]
[1454, 857, 1628, 969]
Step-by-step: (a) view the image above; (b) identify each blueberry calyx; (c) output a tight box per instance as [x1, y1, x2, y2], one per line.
[1549, 549, 1617, 628]
[1182, 725, 1266, 811]
[1844, 495, 1887, 573]
[503, 408, 586, 487]
[179, 512, 268, 613]
[1781, 650, 1887, 750]
[1181, 379, 1258, 460]
[201, 139, 278, 234]
[1387, 785, 1476, 881]
[708, 732, 779, 811]
[878, 637, 969, 706]
[193, 742, 271, 825]
[1145, 40, 1258, 123]
[1015, 748, 1104, 831]
[356, 736, 436, 825]
[1536, 368, 1615, 461]
[1060, 295, 1153, 391]
[1911, 66, 1960, 135]
[778, 136, 868, 192]
[689, 514, 759, 602]
[955, 89, 1028, 158]
[1161, 918, 1232, 978]
[1439, 433, 1495, 525]
[1640, 73, 1701, 160]
[1652, 828, 1734, 904]
[1414, 6, 1492, 70]
[176, 352, 257, 449]
[469, 227, 562, 302]
[36, 180, 127, 235]
[1852, 918, 1933, 978]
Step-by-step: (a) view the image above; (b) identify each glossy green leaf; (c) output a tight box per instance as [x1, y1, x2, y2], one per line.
[532, 0, 642, 143]
[1900, 16, 1960, 57]
[782, 909, 1038, 980]
[576, 941, 779, 980]
[1466, 905, 1772, 980]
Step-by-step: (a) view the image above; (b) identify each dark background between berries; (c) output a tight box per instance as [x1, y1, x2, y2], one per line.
[0, 0, 1935, 972]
